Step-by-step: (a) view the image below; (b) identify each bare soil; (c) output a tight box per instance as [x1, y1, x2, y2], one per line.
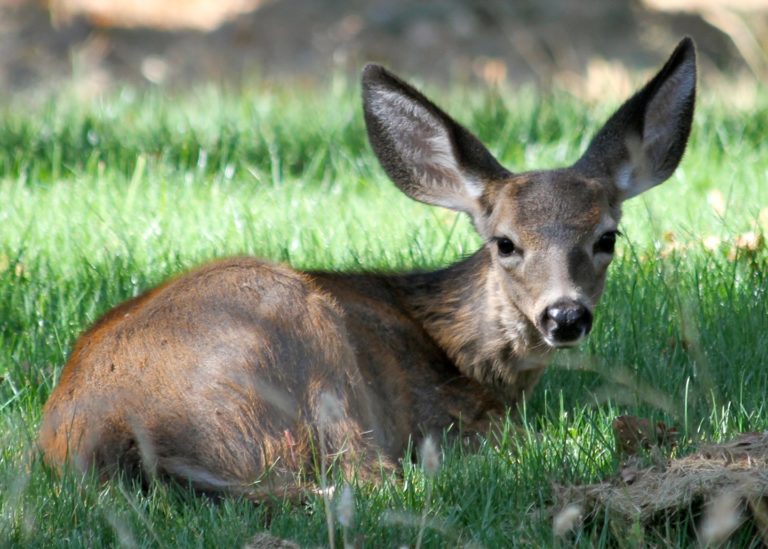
[0, 0, 758, 96]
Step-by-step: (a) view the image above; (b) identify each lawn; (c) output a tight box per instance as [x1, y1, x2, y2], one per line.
[1, 76, 767, 547]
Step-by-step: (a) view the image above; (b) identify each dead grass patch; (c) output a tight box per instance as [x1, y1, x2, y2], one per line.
[552, 418, 768, 544]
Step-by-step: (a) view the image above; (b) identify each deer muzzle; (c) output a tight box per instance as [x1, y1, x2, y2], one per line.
[539, 299, 593, 347]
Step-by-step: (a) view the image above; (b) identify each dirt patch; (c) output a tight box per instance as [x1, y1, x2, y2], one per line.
[0, 0, 763, 96]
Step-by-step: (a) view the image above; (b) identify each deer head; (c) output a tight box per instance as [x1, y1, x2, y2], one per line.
[362, 38, 696, 348]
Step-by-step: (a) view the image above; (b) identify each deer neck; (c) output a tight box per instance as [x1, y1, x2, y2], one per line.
[390, 248, 553, 390]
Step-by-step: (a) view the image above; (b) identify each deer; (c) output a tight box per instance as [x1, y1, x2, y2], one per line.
[39, 38, 696, 496]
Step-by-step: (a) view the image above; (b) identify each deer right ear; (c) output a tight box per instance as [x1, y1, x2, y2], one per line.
[362, 64, 509, 222]
[574, 37, 697, 201]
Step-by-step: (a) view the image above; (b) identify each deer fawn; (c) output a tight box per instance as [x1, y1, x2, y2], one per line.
[40, 38, 696, 494]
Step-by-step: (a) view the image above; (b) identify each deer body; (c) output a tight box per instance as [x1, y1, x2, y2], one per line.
[40, 39, 697, 494]
[40, 252, 542, 490]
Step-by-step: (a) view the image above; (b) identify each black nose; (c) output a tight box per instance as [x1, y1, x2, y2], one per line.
[540, 300, 593, 344]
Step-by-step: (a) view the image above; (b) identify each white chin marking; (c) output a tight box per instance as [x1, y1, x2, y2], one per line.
[543, 334, 586, 349]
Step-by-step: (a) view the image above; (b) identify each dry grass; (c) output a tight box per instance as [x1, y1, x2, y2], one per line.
[553, 428, 768, 544]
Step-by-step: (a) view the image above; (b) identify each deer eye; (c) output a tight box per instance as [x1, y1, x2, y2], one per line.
[594, 231, 620, 255]
[495, 237, 518, 257]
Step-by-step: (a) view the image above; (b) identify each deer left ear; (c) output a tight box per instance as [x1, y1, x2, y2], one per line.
[362, 64, 510, 223]
[574, 37, 697, 201]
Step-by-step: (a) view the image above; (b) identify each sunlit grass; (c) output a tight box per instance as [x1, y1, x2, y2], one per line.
[0, 77, 766, 546]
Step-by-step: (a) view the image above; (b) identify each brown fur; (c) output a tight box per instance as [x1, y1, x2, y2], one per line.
[39, 39, 697, 495]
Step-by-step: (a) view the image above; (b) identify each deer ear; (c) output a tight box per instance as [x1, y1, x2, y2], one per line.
[574, 37, 697, 201]
[362, 64, 509, 221]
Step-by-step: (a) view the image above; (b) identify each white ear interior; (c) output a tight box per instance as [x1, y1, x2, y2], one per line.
[615, 134, 654, 200]
[369, 86, 483, 212]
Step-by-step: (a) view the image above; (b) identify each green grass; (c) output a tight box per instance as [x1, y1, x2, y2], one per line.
[1, 77, 767, 547]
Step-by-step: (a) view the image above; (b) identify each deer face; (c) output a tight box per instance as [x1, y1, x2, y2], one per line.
[481, 170, 620, 347]
[362, 38, 696, 351]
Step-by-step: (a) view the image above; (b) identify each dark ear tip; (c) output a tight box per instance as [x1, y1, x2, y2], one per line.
[675, 36, 697, 61]
[362, 64, 392, 86]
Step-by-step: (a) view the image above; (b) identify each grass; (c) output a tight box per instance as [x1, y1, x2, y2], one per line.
[0, 75, 767, 547]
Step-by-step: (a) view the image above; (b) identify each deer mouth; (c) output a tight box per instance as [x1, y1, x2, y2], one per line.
[542, 331, 589, 349]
